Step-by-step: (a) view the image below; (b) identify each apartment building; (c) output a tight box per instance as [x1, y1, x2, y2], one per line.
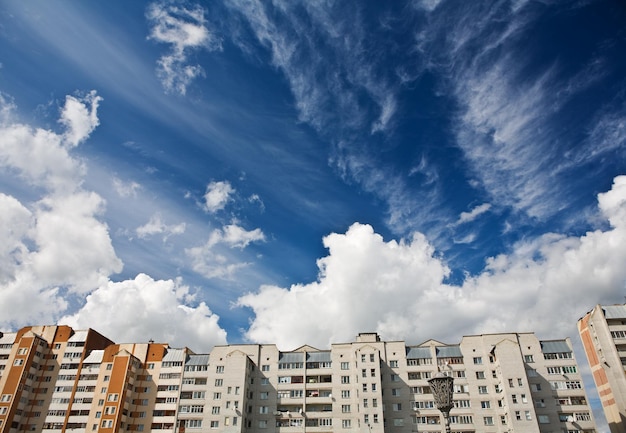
[578, 303, 626, 433]
[0, 326, 596, 433]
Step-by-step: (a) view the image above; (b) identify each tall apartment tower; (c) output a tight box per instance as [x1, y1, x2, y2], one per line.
[578, 303, 626, 433]
[1, 326, 597, 433]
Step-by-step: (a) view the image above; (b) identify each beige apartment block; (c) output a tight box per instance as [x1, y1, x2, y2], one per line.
[578, 304, 626, 433]
[0, 326, 596, 433]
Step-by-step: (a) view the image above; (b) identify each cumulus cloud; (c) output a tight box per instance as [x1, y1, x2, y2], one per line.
[136, 212, 186, 241]
[60, 273, 227, 351]
[238, 176, 626, 349]
[59, 91, 102, 148]
[238, 222, 450, 349]
[0, 92, 230, 349]
[0, 92, 122, 326]
[186, 223, 265, 279]
[203, 180, 234, 213]
[146, 1, 222, 95]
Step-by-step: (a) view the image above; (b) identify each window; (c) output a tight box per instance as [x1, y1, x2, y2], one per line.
[370, 354, 375, 362]
[13, 359, 24, 366]
[392, 403, 402, 411]
[185, 420, 202, 429]
[371, 383, 376, 391]
[393, 419, 404, 426]
[372, 399, 378, 407]
[391, 388, 401, 396]
[362, 384, 367, 392]
[390, 360, 398, 368]
[518, 378, 523, 386]
[341, 390, 350, 398]
[363, 399, 368, 408]
[525, 411, 532, 421]
[341, 405, 351, 413]
[364, 414, 369, 424]
[341, 376, 350, 384]
[476, 371, 485, 379]
[484, 417, 494, 426]
[481, 401, 490, 409]
[259, 406, 268, 414]
[478, 386, 488, 394]
[527, 368, 538, 377]
[212, 406, 220, 415]
[215, 379, 223, 386]
[524, 355, 534, 363]
[260, 392, 268, 400]
[373, 414, 378, 423]
[216, 366, 224, 373]
[512, 395, 518, 403]
[107, 394, 118, 402]
[538, 415, 550, 424]
[258, 420, 267, 429]
[261, 378, 269, 385]
[515, 411, 521, 421]
[104, 406, 116, 415]
[508, 378, 514, 387]
[342, 419, 351, 428]
[341, 362, 349, 370]
[371, 368, 376, 377]
[473, 357, 482, 364]
[101, 420, 113, 428]
[1, 395, 11, 402]
[521, 394, 528, 403]
[391, 374, 400, 381]
[213, 392, 221, 400]
[261, 364, 270, 371]
[210, 421, 219, 429]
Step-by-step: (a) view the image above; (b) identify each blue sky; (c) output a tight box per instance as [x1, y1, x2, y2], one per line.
[1, 0, 625, 427]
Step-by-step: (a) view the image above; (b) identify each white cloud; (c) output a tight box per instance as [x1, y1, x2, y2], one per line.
[186, 223, 265, 279]
[455, 203, 491, 226]
[0, 193, 32, 284]
[238, 176, 626, 349]
[0, 92, 231, 349]
[113, 177, 142, 198]
[136, 212, 186, 241]
[60, 273, 227, 351]
[238, 222, 450, 349]
[30, 192, 122, 293]
[146, 1, 223, 95]
[59, 91, 102, 148]
[0, 92, 122, 326]
[203, 180, 234, 213]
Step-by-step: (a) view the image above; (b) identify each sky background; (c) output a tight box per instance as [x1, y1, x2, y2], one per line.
[1, 0, 625, 429]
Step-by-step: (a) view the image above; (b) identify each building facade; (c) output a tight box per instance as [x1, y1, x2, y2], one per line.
[0, 326, 596, 433]
[578, 304, 626, 433]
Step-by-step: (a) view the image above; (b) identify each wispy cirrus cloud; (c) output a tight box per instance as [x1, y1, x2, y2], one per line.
[223, 0, 447, 236]
[147, 1, 223, 95]
[136, 212, 186, 241]
[454, 203, 492, 226]
[417, 0, 618, 221]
